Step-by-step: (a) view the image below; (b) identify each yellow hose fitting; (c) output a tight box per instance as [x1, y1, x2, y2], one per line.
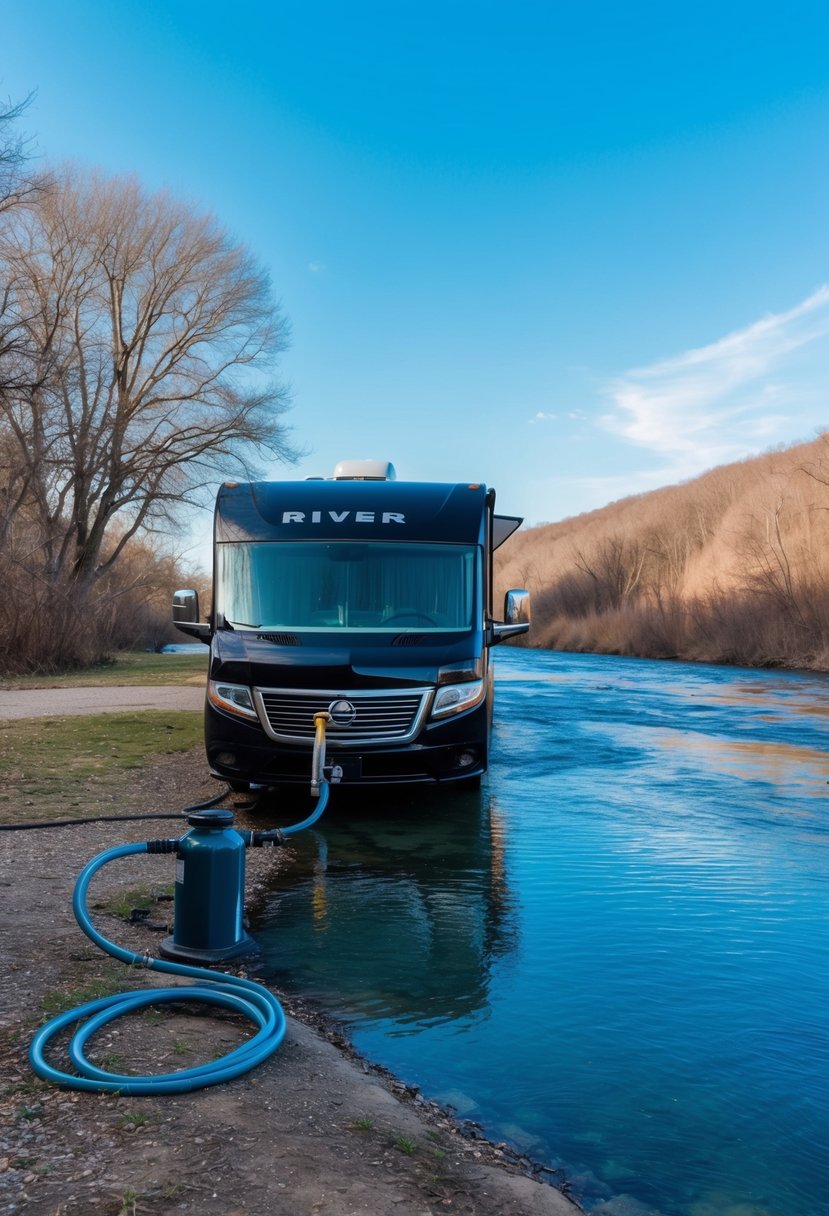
[311, 712, 330, 796]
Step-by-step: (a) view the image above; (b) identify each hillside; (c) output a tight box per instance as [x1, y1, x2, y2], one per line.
[495, 432, 829, 671]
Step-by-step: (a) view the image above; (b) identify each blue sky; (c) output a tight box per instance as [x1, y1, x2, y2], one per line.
[4, 1, 829, 562]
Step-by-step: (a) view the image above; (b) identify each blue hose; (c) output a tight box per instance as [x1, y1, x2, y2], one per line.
[29, 785, 329, 1094]
[277, 789, 329, 838]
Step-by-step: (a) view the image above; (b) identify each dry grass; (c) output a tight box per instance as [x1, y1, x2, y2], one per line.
[497, 431, 829, 671]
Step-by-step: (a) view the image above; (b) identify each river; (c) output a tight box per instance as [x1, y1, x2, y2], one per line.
[255, 648, 829, 1216]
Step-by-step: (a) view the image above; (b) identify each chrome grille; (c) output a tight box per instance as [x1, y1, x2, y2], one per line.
[253, 686, 432, 746]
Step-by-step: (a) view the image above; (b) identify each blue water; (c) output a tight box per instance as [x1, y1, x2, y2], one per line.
[255, 649, 829, 1216]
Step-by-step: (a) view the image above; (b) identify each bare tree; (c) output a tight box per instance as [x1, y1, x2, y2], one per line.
[800, 429, 829, 499]
[0, 91, 40, 213]
[571, 534, 647, 612]
[0, 89, 43, 514]
[736, 492, 815, 641]
[0, 166, 295, 597]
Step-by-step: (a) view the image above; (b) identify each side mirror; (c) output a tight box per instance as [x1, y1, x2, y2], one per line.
[490, 588, 531, 645]
[172, 589, 211, 642]
[505, 588, 531, 627]
[173, 589, 200, 624]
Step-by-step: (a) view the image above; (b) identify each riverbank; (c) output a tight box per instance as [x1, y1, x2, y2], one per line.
[0, 747, 579, 1216]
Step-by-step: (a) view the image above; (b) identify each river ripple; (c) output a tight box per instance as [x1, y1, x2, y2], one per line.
[256, 649, 829, 1216]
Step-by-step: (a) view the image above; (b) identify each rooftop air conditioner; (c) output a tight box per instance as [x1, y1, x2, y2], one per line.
[332, 460, 396, 482]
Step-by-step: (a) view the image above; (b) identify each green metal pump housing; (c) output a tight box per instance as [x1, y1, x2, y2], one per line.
[160, 807, 254, 963]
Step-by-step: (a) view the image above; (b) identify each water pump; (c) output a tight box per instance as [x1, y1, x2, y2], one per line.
[159, 807, 255, 963]
[28, 713, 335, 1094]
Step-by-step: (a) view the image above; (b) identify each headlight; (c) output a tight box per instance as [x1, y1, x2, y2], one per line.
[208, 680, 259, 721]
[431, 679, 485, 719]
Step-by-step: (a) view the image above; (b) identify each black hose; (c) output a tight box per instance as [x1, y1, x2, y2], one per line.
[0, 788, 231, 831]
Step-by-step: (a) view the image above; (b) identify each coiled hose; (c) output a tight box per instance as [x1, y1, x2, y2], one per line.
[29, 774, 330, 1094]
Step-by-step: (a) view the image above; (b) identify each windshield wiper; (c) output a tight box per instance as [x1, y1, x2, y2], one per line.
[225, 619, 262, 629]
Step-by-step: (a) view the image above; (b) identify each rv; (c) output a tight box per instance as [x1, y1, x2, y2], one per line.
[173, 461, 530, 789]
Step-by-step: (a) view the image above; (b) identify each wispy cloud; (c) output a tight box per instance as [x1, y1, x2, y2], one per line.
[602, 285, 829, 476]
[529, 408, 588, 424]
[308, 261, 327, 273]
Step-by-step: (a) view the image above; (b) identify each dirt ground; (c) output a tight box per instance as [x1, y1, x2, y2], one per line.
[0, 749, 581, 1216]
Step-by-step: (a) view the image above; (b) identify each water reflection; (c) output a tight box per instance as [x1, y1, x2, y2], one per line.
[255, 788, 518, 1029]
[649, 730, 829, 795]
[250, 651, 829, 1216]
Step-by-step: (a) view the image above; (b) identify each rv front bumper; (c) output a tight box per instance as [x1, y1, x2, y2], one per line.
[205, 701, 488, 787]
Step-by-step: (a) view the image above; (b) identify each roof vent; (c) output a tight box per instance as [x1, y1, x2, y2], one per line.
[333, 460, 396, 482]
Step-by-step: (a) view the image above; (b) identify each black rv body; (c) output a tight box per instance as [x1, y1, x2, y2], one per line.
[174, 472, 529, 789]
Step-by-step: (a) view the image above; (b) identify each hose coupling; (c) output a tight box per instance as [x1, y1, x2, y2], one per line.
[248, 828, 287, 848]
[145, 838, 182, 853]
[311, 712, 331, 797]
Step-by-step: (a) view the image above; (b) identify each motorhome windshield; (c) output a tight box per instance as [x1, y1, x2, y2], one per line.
[216, 541, 478, 632]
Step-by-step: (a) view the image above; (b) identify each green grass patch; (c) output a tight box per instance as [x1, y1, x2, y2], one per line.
[41, 972, 128, 1019]
[352, 1116, 375, 1131]
[0, 649, 208, 690]
[0, 710, 202, 822]
[120, 1112, 151, 1130]
[94, 883, 175, 919]
[118, 1188, 142, 1216]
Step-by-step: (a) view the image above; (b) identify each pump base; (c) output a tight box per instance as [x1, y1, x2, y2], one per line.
[158, 932, 259, 964]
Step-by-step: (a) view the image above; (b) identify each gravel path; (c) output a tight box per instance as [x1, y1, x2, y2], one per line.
[0, 685, 204, 720]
